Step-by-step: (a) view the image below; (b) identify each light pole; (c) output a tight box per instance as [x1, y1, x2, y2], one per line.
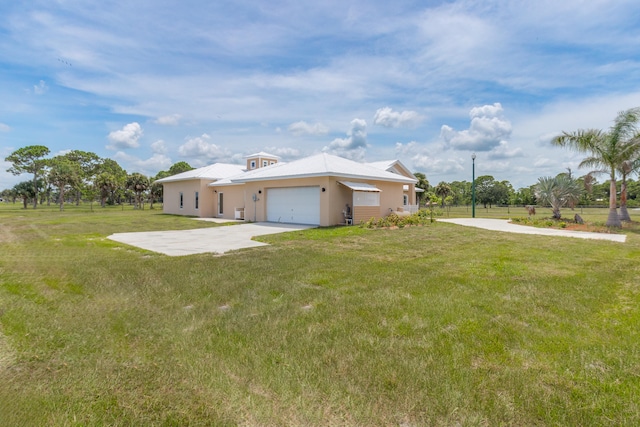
[471, 153, 476, 218]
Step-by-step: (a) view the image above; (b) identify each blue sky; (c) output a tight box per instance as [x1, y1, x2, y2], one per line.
[2, 0, 640, 190]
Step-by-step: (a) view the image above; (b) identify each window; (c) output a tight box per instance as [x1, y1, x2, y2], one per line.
[263, 160, 268, 167]
[403, 194, 409, 205]
[270, 161, 275, 165]
[353, 191, 380, 206]
[195, 191, 199, 210]
[218, 192, 224, 216]
[179, 192, 183, 209]
[250, 160, 256, 169]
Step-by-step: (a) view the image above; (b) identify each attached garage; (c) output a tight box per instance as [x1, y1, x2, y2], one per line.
[266, 186, 320, 225]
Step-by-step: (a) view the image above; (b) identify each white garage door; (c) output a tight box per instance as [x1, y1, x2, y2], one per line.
[266, 186, 320, 225]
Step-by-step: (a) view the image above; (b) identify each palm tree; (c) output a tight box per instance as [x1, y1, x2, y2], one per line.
[619, 160, 634, 221]
[434, 182, 452, 209]
[413, 172, 430, 205]
[126, 173, 149, 209]
[95, 172, 119, 207]
[552, 108, 640, 227]
[534, 175, 582, 219]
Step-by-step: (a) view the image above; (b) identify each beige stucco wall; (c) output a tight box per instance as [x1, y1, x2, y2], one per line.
[161, 180, 216, 217]
[213, 186, 246, 219]
[212, 177, 412, 226]
[245, 155, 278, 170]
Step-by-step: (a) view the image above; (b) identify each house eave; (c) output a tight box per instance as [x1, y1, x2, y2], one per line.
[232, 172, 416, 184]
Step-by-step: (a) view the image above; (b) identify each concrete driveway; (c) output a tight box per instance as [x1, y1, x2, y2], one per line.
[438, 218, 626, 242]
[108, 222, 315, 256]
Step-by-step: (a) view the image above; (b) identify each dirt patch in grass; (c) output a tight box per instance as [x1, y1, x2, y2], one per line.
[0, 224, 18, 243]
[0, 332, 16, 370]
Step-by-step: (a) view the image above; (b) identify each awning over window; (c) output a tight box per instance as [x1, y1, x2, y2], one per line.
[338, 181, 382, 192]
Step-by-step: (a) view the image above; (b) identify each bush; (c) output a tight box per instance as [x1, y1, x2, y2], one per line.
[359, 210, 432, 229]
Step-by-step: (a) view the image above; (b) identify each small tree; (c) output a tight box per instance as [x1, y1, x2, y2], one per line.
[94, 158, 127, 206]
[168, 161, 193, 175]
[62, 150, 101, 205]
[12, 181, 36, 209]
[534, 175, 582, 220]
[5, 145, 50, 209]
[48, 156, 81, 211]
[434, 182, 451, 208]
[126, 173, 149, 209]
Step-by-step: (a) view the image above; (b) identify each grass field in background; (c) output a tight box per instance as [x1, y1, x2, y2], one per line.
[1, 204, 640, 425]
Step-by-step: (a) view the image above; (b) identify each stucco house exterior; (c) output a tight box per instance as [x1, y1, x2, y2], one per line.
[154, 162, 246, 218]
[156, 152, 418, 226]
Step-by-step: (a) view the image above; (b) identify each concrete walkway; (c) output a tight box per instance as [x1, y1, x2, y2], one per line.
[438, 218, 627, 243]
[108, 222, 316, 256]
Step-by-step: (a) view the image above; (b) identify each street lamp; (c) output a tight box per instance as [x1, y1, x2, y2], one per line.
[471, 153, 476, 218]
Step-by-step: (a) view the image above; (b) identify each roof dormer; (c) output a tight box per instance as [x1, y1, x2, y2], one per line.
[245, 151, 280, 170]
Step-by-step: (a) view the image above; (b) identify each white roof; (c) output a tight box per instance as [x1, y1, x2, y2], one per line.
[339, 181, 382, 192]
[368, 160, 397, 170]
[155, 163, 245, 183]
[368, 159, 414, 178]
[244, 151, 280, 159]
[223, 153, 417, 184]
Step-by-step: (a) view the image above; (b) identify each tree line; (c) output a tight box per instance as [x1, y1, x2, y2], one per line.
[2, 145, 193, 210]
[415, 107, 640, 227]
[4, 107, 639, 227]
[415, 171, 640, 210]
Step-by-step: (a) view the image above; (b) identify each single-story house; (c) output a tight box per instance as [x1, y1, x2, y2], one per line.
[154, 162, 245, 218]
[156, 152, 419, 226]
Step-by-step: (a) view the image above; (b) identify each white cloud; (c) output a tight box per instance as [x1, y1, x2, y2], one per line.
[154, 114, 181, 125]
[263, 146, 300, 160]
[488, 140, 524, 159]
[323, 118, 368, 160]
[107, 122, 143, 150]
[33, 80, 48, 95]
[178, 134, 231, 162]
[373, 107, 423, 128]
[113, 151, 172, 177]
[287, 121, 329, 136]
[395, 141, 465, 175]
[441, 103, 512, 151]
[151, 140, 167, 154]
[0, 123, 10, 132]
[411, 154, 465, 175]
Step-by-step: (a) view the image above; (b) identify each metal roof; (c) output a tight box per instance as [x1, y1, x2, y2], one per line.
[339, 181, 382, 192]
[155, 163, 245, 183]
[224, 153, 417, 184]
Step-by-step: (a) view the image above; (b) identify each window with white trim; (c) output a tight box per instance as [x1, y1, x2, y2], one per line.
[263, 160, 268, 167]
[250, 160, 256, 169]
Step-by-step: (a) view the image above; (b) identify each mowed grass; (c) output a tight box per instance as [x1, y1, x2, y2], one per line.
[1, 204, 640, 426]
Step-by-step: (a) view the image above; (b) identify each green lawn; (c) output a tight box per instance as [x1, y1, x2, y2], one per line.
[1, 204, 640, 425]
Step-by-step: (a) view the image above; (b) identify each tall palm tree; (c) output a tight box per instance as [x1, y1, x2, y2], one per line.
[552, 108, 640, 227]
